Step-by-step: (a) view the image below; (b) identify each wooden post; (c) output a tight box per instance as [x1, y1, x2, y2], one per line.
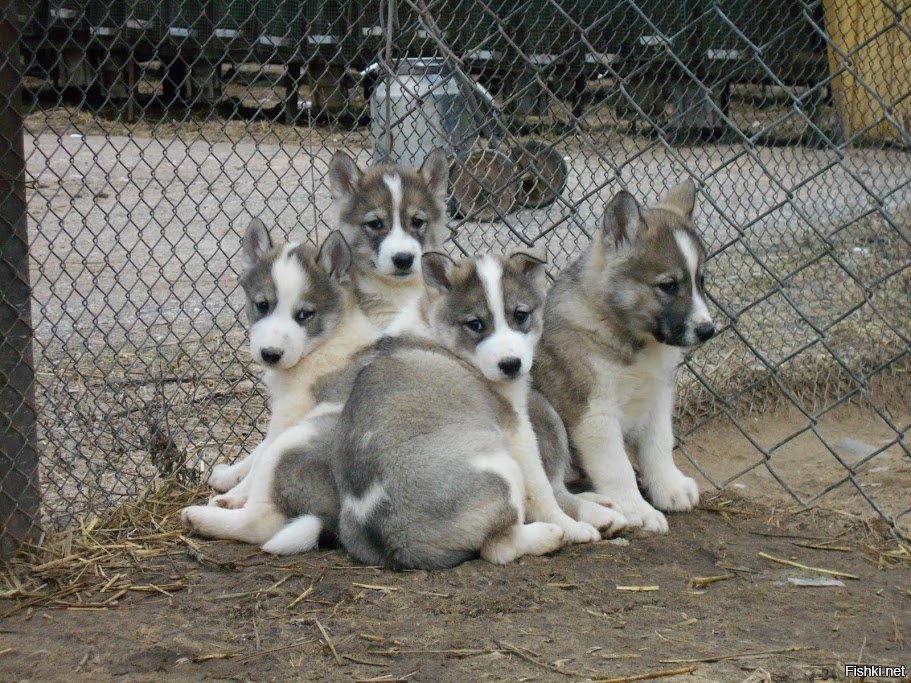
[0, 5, 40, 560]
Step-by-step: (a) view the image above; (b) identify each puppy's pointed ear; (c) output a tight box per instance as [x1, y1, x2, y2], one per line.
[317, 231, 353, 282]
[421, 252, 457, 292]
[660, 178, 697, 219]
[601, 190, 642, 249]
[242, 217, 272, 270]
[509, 249, 548, 290]
[420, 148, 450, 202]
[328, 151, 362, 200]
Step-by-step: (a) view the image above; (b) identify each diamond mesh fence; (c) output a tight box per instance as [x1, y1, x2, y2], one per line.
[2, 0, 909, 550]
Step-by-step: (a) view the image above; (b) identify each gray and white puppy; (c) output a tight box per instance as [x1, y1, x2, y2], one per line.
[329, 148, 450, 328]
[182, 228, 374, 551]
[534, 181, 715, 533]
[334, 252, 611, 571]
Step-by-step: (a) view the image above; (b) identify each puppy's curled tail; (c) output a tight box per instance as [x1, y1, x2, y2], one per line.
[261, 514, 323, 555]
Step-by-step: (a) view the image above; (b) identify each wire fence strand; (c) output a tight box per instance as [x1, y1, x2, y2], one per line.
[2, 0, 909, 543]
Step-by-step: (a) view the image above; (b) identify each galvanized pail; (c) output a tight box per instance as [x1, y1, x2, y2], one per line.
[370, 58, 477, 166]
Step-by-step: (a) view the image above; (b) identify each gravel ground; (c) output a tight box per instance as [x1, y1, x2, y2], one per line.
[25, 131, 911, 345]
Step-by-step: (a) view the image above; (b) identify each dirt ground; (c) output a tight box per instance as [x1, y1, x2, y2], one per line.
[2, 490, 910, 683]
[680, 405, 911, 529]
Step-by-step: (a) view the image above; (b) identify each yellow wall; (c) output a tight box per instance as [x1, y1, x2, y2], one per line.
[823, 0, 911, 143]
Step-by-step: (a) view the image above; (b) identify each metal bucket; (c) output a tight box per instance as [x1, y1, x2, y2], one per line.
[370, 57, 477, 166]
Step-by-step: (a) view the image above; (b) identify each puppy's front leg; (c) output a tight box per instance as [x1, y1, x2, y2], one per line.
[509, 418, 600, 544]
[208, 440, 263, 495]
[572, 406, 668, 533]
[208, 437, 271, 507]
[635, 382, 698, 513]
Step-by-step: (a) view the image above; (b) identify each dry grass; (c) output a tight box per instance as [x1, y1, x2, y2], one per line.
[1, 476, 208, 618]
[3, 488, 908, 620]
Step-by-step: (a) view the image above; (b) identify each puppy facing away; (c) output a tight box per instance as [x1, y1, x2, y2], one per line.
[333, 251, 621, 571]
[384, 256, 629, 535]
[204, 220, 379, 501]
[328, 147, 450, 328]
[533, 181, 715, 533]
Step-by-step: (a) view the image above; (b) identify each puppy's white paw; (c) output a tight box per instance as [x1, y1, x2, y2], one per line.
[575, 499, 628, 536]
[482, 522, 564, 564]
[208, 463, 242, 493]
[596, 489, 669, 534]
[525, 522, 565, 555]
[180, 505, 203, 529]
[557, 519, 601, 544]
[646, 473, 699, 513]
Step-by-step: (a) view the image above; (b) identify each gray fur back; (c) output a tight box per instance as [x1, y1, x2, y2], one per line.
[333, 336, 519, 570]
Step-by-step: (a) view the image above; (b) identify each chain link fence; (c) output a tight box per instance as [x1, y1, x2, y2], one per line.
[2, 0, 909, 553]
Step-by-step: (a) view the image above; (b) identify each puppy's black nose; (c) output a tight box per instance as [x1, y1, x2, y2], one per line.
[392, 252, 415, 271]
[695, 322, 716, 343]
[498, 357, 522, 378]
[260, 348, 284, 365]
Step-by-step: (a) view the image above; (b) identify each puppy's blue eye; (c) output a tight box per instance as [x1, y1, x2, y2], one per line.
[514, 309, 529, 325]
[255, 300, 269, 314]
[366, 219, 383, 231]
[411, 216, 425, 230]
[657, 281, 679, 295]
[464, 319, 484, 333]
[296, 309, 314, 323]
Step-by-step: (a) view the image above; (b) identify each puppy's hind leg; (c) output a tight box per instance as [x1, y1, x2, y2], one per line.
[481, 522, 564, 565]
[473, 450, 566, 564]
[181, 504, 285, 546]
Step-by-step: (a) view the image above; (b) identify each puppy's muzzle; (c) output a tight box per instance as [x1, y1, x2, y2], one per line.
[498, 357, 522, 378]
[392, 252, 415, 273]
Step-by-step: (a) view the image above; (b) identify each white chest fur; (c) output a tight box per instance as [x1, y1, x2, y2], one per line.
[588, 342, 681, 431]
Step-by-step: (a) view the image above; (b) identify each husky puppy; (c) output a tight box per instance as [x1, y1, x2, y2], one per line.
[533, 181, 715, 533]
[182, 227, 363, 549]
[207, 149, 448, 495]
[334, 251, 618, 571]
[328, 147, 450, 328]
[385, 261, 629, 535]
[204, 220, 377, 502]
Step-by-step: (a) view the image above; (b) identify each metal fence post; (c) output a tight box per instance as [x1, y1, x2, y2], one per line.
[0, 5, 40, 560]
